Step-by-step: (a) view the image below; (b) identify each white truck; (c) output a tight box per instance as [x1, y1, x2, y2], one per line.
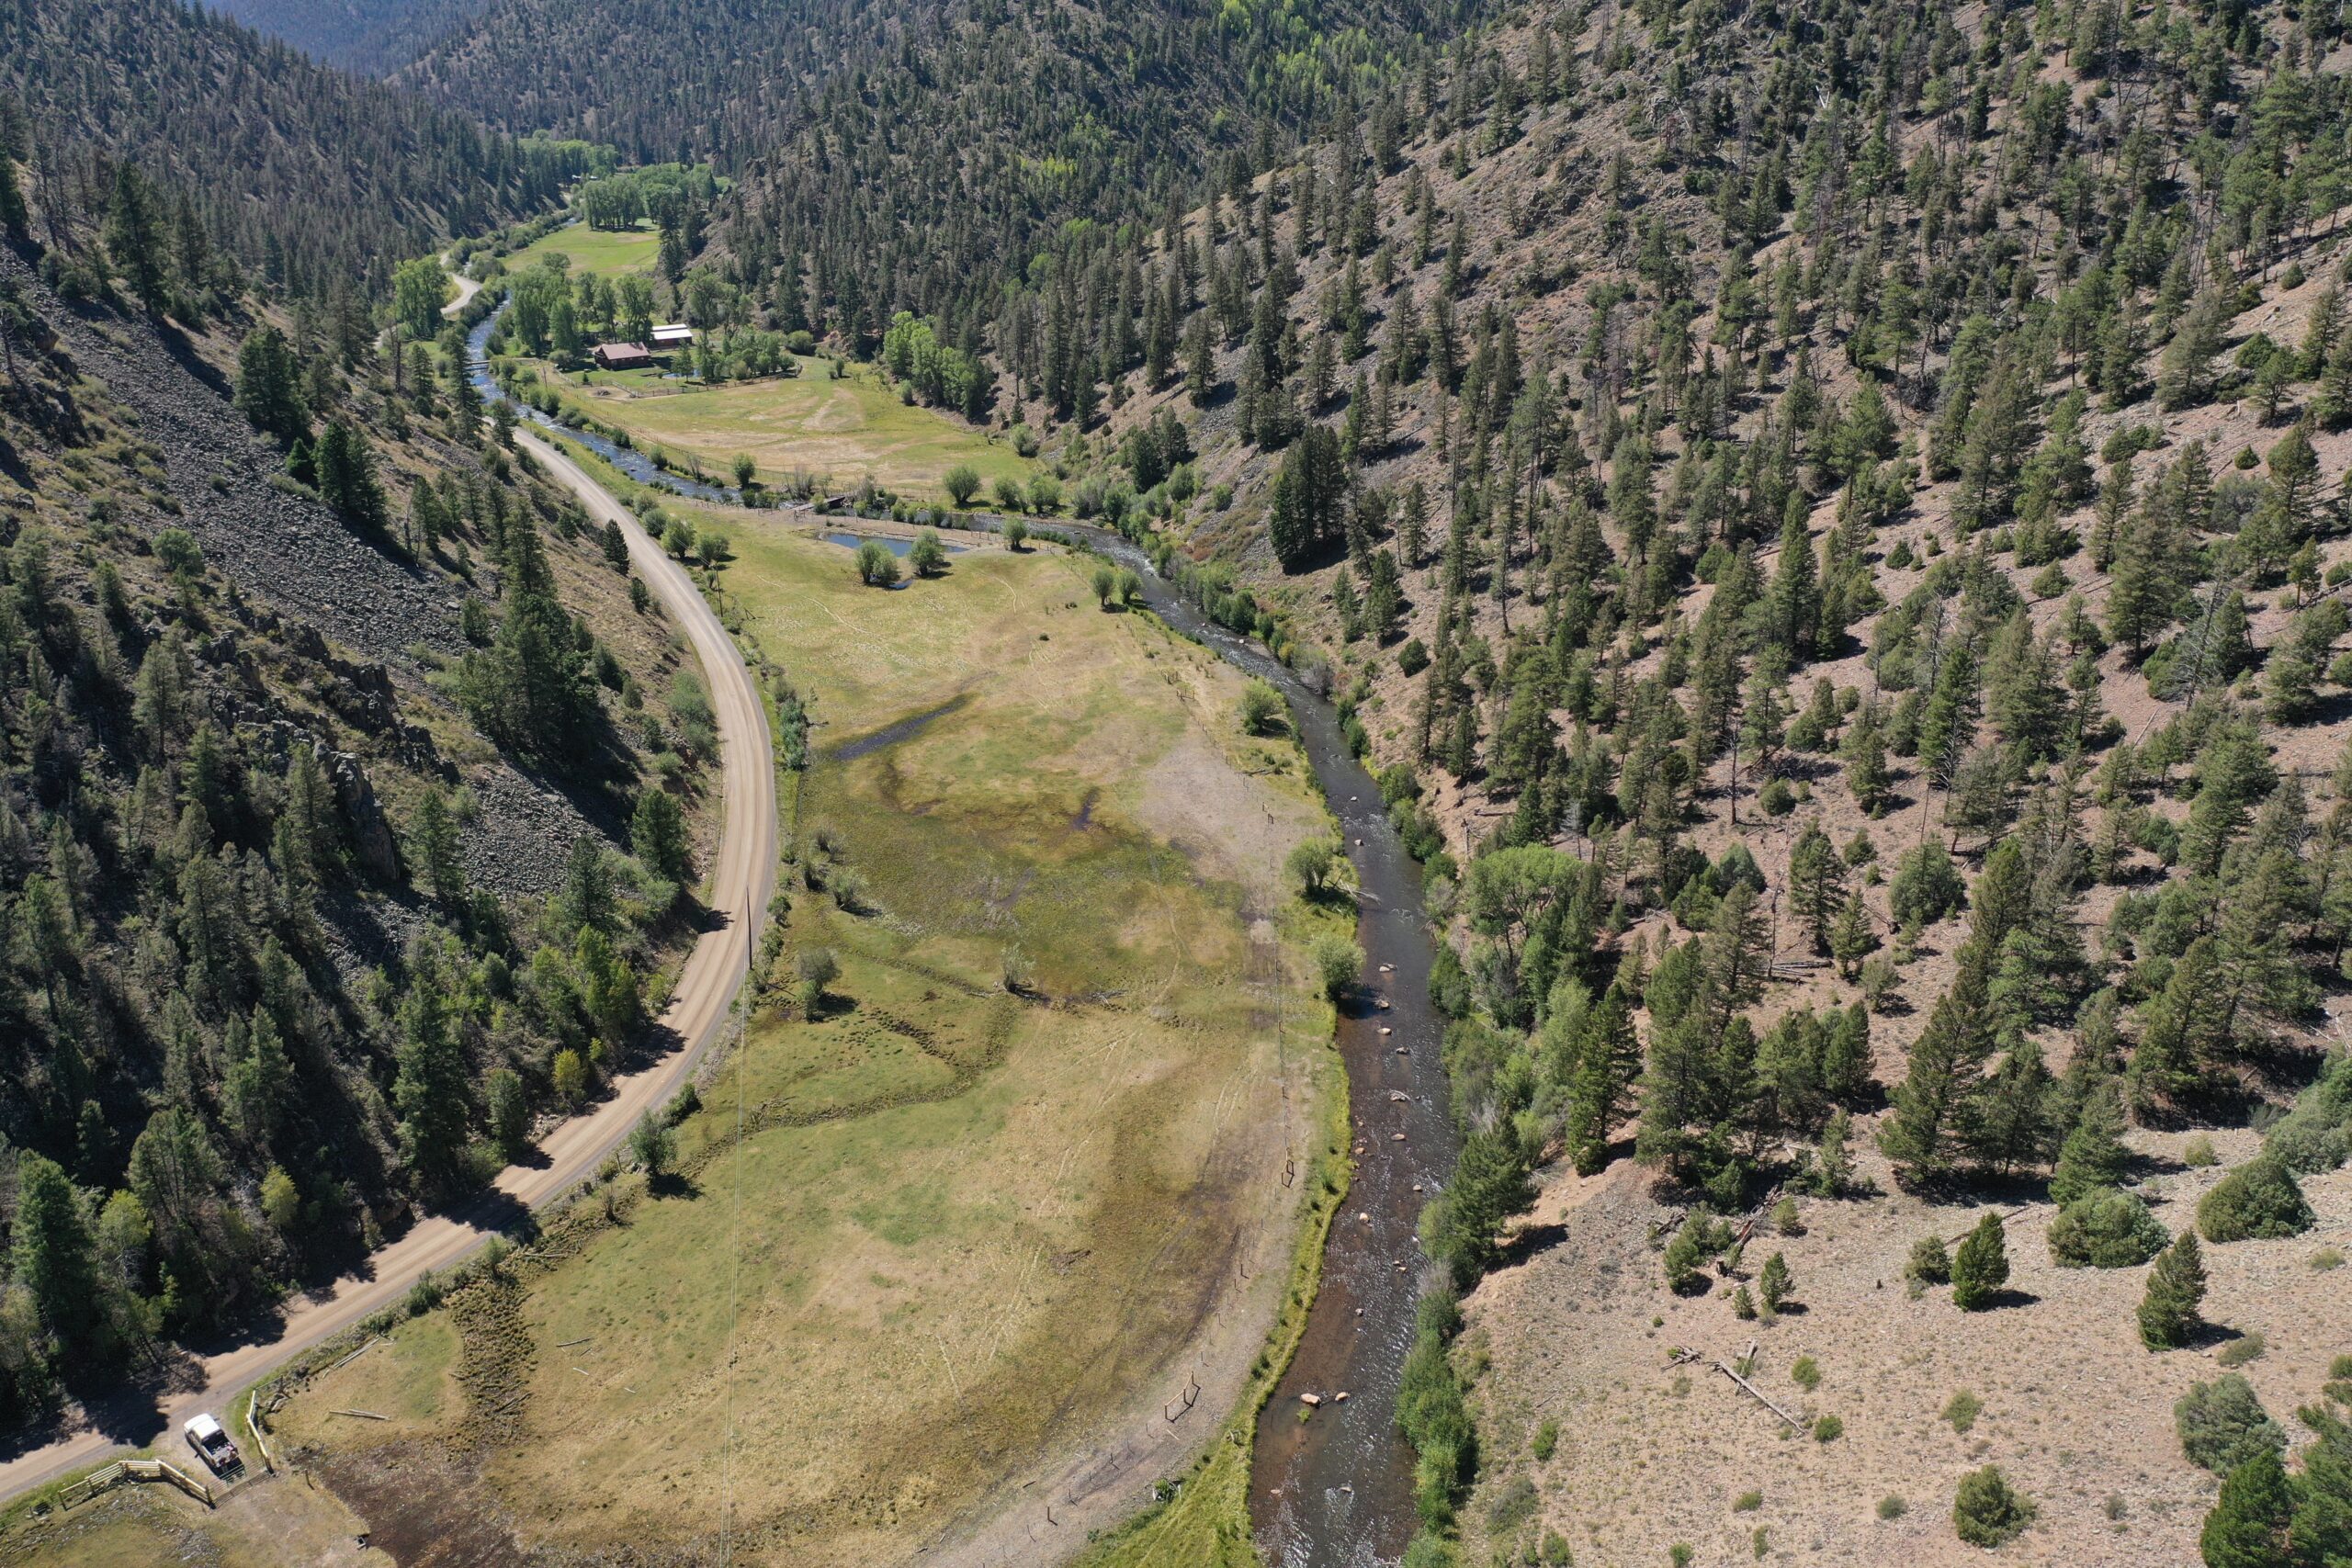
[184, 1413, 241, 1474]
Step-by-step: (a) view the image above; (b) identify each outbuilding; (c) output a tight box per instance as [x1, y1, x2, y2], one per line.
[650, 323, 695, 347]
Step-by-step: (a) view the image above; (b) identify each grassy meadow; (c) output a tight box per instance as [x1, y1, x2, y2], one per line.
[274, 513, 1347, 1564]
[548, 355, 1036, 502]
[505, 220, 660, 278]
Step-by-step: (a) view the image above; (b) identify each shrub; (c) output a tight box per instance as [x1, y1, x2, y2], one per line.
[2047, 1190, 2169, 1268]
[1877, 1495, 1907, 1520]
[1397, 1291, 1473, 1529]
[1905, 1234, 1951, 1284]
[1952, 1466, 2034, 1548]
[1943, 1390, 1982, 1434]
[1735, 1489, 1763, 1512]
[1791, 1356, 1820, 1391]
[2197, 1156, 2315, 1242]
[1772, 1196, 1804, 1235]
[1889, 841, 1967, 927]
[2176, 1374, 2287, 1475]
[1485, 1474, 1538, 1534]
[854, 538, 900, 586]
[1663, 1212, 1725, 1294]
[2217, 1330, 2267, 1368]
[1311, 933, 1364, 1001]
[1758, 777, 1795, 816]
[1239, 679, 1284, 736]
[1531, 1418, 1558, 1461]
[1814, 1414, 1844, 1442]
[2312, 1247, 2346, 1271]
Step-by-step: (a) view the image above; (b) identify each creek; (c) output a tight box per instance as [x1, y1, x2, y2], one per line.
[1055, 525, 1459, 1568]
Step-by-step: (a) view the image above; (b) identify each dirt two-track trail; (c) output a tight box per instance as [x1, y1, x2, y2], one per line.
[0, 428, 777, 1507]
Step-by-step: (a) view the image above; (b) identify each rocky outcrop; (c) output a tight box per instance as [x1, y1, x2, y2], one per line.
[327, 750, 402, 883]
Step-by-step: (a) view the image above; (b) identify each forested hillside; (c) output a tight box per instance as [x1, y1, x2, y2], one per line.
[0, 0, 585, 304]
[0, 62, 714, 1429]
[994, 0, 2352, 1559]
[575, 0, 2352, 1554]
[211, 0, 489, 75]
[405, 0, 1485, 364]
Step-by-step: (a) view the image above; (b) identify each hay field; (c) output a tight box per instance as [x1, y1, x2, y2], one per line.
[551, 356, 1036, 501]
[505, 220, 659, 278]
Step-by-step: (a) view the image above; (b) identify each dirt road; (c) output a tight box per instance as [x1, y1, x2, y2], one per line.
[0, 430, 775, 1506]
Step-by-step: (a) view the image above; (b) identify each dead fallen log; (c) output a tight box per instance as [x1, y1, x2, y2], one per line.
[1713, 1361, 1803, 1428]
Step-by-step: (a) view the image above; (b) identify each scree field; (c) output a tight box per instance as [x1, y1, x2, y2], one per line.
[263, 512, 1343, 1565]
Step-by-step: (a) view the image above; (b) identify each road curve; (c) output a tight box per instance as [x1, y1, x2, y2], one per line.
[0, 430, 776, 1505]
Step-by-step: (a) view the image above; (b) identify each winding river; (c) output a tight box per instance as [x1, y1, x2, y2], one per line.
[469, 301, 1454, 1565]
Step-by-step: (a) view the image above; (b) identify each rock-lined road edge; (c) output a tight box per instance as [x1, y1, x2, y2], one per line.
[0, 428, 777, 1506]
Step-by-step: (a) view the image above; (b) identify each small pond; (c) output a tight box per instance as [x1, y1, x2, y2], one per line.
[822, 532, 967, 557]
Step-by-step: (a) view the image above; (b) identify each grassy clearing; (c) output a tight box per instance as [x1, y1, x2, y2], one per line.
[0, 1470, 390, 1568]
[541, 355, 1036, 500]
[505, 220, 660, 278]
[281, 517, 1342, 1564]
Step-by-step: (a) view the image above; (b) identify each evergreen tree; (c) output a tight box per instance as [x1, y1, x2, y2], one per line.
[1431, 1126, 1535, 1288]
[632, 786, 690, 881]
[1950, 1211, 2010, 1310]
[1564, 985, 1638, 1175]
[1880, 990, 1982, 1184]
[2138, 1231, 2208, 1349]
[1787, 820, 1846, 953]
[233, 326, 309, 444]
[11, 1152, 99, 1349]
[392, 946, 471, 1190]
[2200, 1450, 2294, 1568]
[103, 161, 172, 313]
[2049, 1078, 2130, 1205]
[314, 421, 389, 533]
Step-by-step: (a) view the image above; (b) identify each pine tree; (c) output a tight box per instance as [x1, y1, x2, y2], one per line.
[2138, 1231, 2208, 1349]
[12, 1152, 99, 1348]
[392, 945, 471, 1190]
[1758, 1250, 1793, 1312]
[104, 162, 172, 314]
[2199, 1450, 2295, 1568]
[1964, 1033, 2052, 1175]
[1787, 821, 1846, 953]
[1828, 892, 1876, 979]
[632, 787, 690, 881]
[1431, 1127, 1535, 1288]
[1564, 985, 1638, 1175]
[2049, 1078, 2131, 1205]
[413, 787, 465, 905]
[234, 326, 309, 445]
[314, 420, 389, 533]
[0, 140, 26, 240]
[1880, 990, 1981, 1184]
[1841, 698, 1891, 812]
[1950, 1211, 2010, 1310]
